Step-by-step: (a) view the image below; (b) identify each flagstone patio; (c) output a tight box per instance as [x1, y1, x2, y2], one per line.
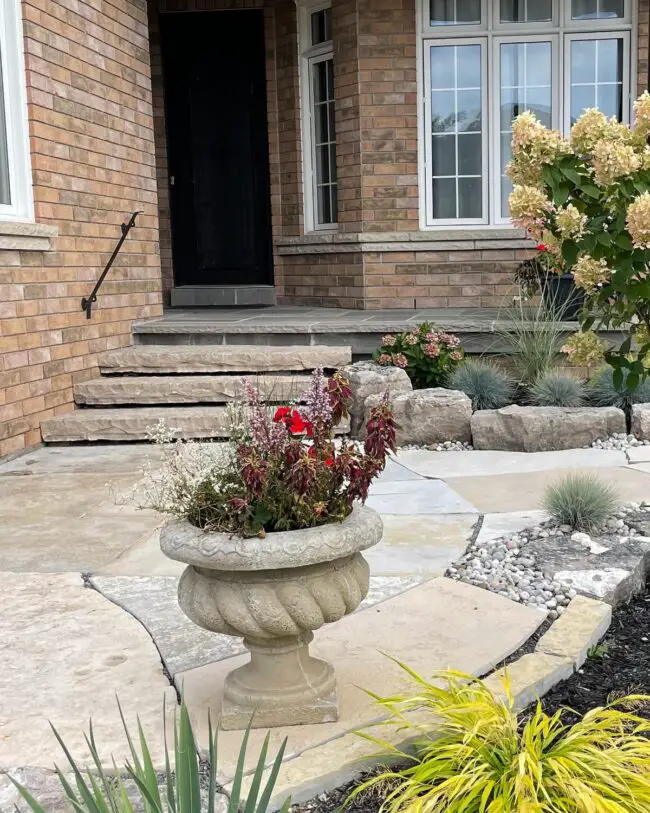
[1, 441, 650, 807]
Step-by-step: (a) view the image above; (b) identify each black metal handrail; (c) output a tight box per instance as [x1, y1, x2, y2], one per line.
[81, 210, 142, 319]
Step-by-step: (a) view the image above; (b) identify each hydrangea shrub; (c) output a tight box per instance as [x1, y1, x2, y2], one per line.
[508, 92, 650, 389]
[374, 322, 464, 389]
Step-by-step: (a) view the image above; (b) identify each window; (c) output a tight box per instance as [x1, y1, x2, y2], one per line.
[0, 0, 32, 221]
[300, 3, 338, 230]
[418, 0, 634, 226]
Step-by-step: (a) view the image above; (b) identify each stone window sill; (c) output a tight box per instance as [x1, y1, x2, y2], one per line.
[275, 228, 533, 255]
[0, 221, 58, 251]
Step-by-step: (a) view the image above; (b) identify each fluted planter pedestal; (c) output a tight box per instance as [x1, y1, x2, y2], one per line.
[160, 506, 383, 729]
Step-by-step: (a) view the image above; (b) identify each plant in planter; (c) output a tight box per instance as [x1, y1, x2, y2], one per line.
[374, 323, 464, 389]
[508, 94, 650, 391]
[143, 370, 395, 730]
[514, 249, 585, 319]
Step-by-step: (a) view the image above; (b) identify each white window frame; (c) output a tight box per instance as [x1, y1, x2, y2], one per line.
[492, 34, 560, 223]
[563, 30, 631, 132]
[299, 0, 338, 233]
[417, 0, 636, 230]
[423, 37, 489, 225]
[0, 0, 33, 222]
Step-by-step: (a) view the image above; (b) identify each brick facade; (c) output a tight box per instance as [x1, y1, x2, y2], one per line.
[0, 0, 163, 457]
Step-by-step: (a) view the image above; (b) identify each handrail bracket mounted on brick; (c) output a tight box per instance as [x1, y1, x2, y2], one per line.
[81, 211, 142, 319]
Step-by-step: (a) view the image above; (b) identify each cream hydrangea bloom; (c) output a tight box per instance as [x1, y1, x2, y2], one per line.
[572, 255, 610, 292]
[507, 111, 571, 187]
[570, 109, 612, 154]
[561, 331, 606, 367]
[592, 139, 640, 186]
[555, 203, 587, 239]
[508, 185, 552, 235]
[627, 192, 650, 248]
[634, 90, 650, 141]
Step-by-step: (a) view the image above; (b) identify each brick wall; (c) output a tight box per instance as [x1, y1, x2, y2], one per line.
[281, 251, 364, 307]
[0, 0, 163, 458]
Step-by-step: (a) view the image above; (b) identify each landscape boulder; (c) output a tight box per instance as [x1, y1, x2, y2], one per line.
[471, 405, 626, 452]
[342, 361, 412, 437]
[364, 387, 472, 446]
[631, 404, 650, 440]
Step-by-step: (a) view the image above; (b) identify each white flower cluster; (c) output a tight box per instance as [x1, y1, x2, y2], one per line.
[119, 419, 232, 517]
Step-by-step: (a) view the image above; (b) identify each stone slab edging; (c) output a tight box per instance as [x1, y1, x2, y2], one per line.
[238, 595, 612, 810]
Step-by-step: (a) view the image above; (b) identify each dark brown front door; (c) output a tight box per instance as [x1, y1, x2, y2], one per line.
[160, 10, 273, 287]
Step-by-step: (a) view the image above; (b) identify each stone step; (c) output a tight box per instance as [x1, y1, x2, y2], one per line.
[74, 375, 312, 406]
[98, 346, 351, 375]
[41, 407, 349, 443]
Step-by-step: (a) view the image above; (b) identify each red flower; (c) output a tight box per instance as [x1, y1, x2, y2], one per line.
[273, 406, 292, 423]
[536, 243, 547, 252]
[324, 458, 334, 467]
[289, 413, 306, 434]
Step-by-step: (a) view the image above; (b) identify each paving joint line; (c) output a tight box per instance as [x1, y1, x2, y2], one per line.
[81, 572, 180, 702]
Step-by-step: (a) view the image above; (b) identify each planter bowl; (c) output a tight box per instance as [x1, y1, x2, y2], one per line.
[160, 505, 383, 729]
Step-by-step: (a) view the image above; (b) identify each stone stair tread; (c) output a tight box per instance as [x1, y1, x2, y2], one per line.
[74, 375, 312, 406]
[41, 407, 349, 443]
[98, 345, 351, 374]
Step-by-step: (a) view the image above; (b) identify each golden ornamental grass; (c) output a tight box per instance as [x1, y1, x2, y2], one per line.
[348, 662, 650, 813]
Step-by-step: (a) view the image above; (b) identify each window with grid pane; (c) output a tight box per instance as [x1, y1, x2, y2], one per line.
[0, 0, 32, 220]
[418, 0, 633, 227]
[430, 43, 483, 219]
[300, 3, 338, 231]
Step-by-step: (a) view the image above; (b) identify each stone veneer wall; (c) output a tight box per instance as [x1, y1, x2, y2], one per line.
[0, 0, 163, 458]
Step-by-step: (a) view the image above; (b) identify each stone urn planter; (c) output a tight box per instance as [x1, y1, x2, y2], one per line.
[160, 505, 383, 730]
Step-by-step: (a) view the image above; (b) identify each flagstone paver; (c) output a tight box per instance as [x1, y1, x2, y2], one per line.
[447, 465, 650, 512]
[393, 448, 627, 479]
[367, 479, 479, 515]
[476, 511, 548, 545]
[178, 578, 546, 780]
[91, 574, 427, 676]
[0, 440, 643, 796]
[0, 572, 175, 770]
[626, 447, 650, 464]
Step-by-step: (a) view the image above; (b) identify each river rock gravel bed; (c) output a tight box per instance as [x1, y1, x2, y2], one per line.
[446, 502, 650, 615]
[591, 433, 650, 450]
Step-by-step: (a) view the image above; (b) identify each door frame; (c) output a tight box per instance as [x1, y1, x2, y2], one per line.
[158, 7, 274, 291]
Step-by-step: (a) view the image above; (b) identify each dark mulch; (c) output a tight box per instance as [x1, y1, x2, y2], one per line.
[538, 584, 650, 725]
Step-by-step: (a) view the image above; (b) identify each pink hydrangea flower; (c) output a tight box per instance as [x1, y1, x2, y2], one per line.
[424, 343, 440, 358]
[378, 353, 392, 365]
[382, 335, 397, 347]
[392, 353, 408, 368]
[450, 350, 463, 361]
[404, 333, 418, 346]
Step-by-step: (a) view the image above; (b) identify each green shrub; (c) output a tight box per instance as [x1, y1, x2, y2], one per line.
[347, 665, 650, 813]
[448, 359, 515, 411]
[495, 297, 569, 384]
[528, 372, 585, 407]
[12, 700, 290, 813]
[374, 323, 464, 389]
[543, 472, 618, 532]
[587, 366, 650, 411]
